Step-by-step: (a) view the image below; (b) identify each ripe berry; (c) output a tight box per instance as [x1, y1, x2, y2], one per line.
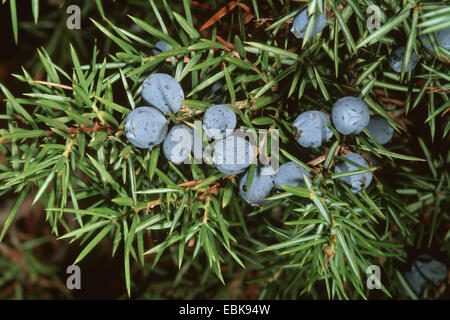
[366, 115, 394, 145]
[331, 97, 370, 135]
[404, 254, 447, 295]
[239, 166, 274, 207]
[199, 75, 224, 101]
[203, 105, 237, 140]
[152, 40, 170, 55]
[293, 110, 333, 148]
[334, 153, 372, 193]
[290, 8, 327, 39]
[163, 124, 192, 164]
[420, 27, 450, 51]
[210, 81, 223, 95]
[124, 106, 168, 149]
[141, 73, 184, 115]
[434, 27, 450, 49]
[212, 135, 255, 175]
[210, 81, 224, 103]
[273, 161, 309, 190]
[389, 46, 419, 73]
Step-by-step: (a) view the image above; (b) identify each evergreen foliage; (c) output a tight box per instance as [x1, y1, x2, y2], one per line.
[0, 0, 449, 299]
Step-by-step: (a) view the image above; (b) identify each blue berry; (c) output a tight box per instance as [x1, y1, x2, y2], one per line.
[331, 97, 370, 135]
[239, 166, 274, 207]
[404, 254, 447, 295]
[163, 124, 192, 164]
[212, 135, 255, 175]
[124, 106, 168, 149]
[436, 27, 450, 50]
[152, 40, 170, 55]
[293, 111, 333, 148]
[334, 153, 372, 193]
[141, 73, 184, 115]
[366, 115, 394, 145]
[199, 75, 223, 96]
[203, 105, 237, 140]
[273, 161, 309, 190]
[420, 30, 434, 52]
[420, 27, 450, 51]
[389, 46, 419, 73]
[199, 75, 224, 102]
[290, 8, 327, 39]
[210, 81, 223, 95]
[436, 27, 450, 49]
[210, 81, 224, 103]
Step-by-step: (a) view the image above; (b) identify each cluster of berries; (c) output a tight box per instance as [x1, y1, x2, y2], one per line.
[291, 7, 450, 74]
[293, 97, 394, 194]
[240, 96, 394, 206]
[242, 10, 449, 205]
[126, 9, 450, 206]
[125, 72, 393, 206]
